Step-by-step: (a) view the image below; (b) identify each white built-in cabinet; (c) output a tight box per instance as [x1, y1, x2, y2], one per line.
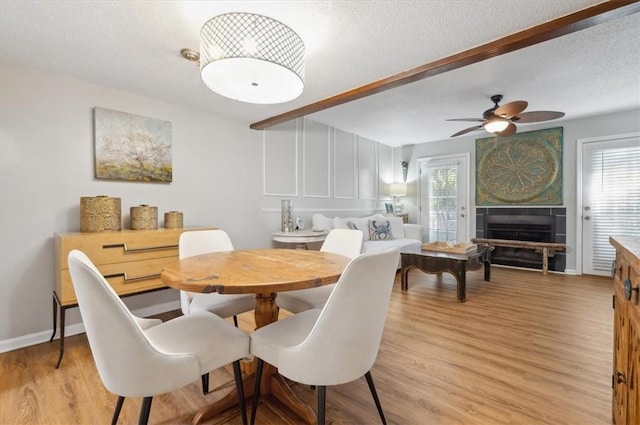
[263, 118, 395, 201]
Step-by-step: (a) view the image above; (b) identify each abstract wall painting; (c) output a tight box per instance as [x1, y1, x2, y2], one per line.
[94, 108, 172, 183]
[476, 127, 563, 205]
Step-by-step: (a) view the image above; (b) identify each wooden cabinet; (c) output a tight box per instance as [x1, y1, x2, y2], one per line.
[51, 227, 214, 367]
[610, 236, 640, 424]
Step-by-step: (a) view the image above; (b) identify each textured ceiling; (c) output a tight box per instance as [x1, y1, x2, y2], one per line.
[1, 1, 639, 147]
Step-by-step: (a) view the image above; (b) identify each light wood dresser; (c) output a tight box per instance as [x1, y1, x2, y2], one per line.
[51, 226, 214, 368]
[610, 236, 640, 424]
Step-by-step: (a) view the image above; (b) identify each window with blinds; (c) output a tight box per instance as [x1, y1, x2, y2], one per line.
[426, 164, 458, 242]
[591, 145, 640, 271]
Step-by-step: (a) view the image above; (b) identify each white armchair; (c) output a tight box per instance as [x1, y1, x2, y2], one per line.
[276, 228, 363, 314]
[179, 229, 255, 394]
[249, 247, 400, 425]
[67, 250, 250, 425]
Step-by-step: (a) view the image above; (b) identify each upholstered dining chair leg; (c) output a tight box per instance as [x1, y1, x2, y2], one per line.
[250, 358, 264, 425]
[201, 373, 209, 395]
[233, 315, 239, 327]
[138, 396, 153, 425]
[111, 395, 125, 425]
[317, 386, 326, 425]
[232, 360, 248, 425]
[365, 371, 387, 424]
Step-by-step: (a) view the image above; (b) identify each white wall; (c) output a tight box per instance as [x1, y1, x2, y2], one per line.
[0, 60, 272, 347]
[398, 109, 640, 272]
[261, 118, 402, 234]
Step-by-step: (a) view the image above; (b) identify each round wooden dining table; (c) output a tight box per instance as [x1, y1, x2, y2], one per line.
[160, 248, 350, 425]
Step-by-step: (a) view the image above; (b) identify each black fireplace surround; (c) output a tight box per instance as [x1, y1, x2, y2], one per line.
[476, 208, 566, 272]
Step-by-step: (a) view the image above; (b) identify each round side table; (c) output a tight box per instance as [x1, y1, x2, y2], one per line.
[272, 230, 328, 249]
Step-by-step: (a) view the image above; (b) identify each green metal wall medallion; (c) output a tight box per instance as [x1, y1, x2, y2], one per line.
[476, 127, 563, 205]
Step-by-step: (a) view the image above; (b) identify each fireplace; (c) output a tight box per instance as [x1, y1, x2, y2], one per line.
[476, 208, 566, 272]
[485, 215, 554, 270]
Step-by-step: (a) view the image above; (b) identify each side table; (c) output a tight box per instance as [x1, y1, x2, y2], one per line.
[272, 230, 328, 249]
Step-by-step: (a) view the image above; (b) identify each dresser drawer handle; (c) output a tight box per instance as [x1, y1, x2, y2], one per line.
[103, 272, 161, 282]
[103, 243, 178, 253]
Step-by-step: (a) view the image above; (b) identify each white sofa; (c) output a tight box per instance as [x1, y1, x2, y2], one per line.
[311, 213, 423, 255]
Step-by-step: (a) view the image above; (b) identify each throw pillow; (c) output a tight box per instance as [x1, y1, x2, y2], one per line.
[335, 217, 362, 234]
[349, 217, 371, 240]
[387, 216, 405, 239]
[333, 217, 349, 229]
[369, 219, 393, 240]
[312, 213, 333, 231]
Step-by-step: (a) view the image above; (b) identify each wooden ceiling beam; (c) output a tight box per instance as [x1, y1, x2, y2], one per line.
[250, 0, 640, 130]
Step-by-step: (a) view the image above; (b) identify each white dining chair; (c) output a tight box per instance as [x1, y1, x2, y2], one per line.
[276, 228, 363, 314]
[179, 229, 255, 394]
[249, 247, 400, 425]
[67, 250, 250, 425]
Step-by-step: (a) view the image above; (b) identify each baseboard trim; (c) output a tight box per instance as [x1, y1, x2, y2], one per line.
[0, 300, 181, 354]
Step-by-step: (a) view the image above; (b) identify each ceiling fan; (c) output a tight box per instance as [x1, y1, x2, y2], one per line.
[447, 94, 565, 137]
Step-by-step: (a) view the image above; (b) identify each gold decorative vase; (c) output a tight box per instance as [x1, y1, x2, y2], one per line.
[80, 196, 122, 232]
[164, 211, 183, 229]
[130, 205, 158, 230]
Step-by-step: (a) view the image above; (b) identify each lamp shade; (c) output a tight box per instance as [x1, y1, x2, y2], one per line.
[389, 183, 407, 196]
[200, 13, 305, 104]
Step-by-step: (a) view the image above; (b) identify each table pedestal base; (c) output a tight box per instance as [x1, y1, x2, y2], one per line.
[192, 364, 316, 424]
[192, 292, 317, 424]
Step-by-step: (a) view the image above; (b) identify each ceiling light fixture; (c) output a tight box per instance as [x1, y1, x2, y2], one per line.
[198, 12, 305, 104]
[484, 117, 510, 134]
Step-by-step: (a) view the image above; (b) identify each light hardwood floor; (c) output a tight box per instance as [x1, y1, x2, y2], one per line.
[1, 267, 613, 424]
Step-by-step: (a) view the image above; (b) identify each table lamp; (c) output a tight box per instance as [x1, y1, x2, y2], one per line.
[389, 183, 407, 214]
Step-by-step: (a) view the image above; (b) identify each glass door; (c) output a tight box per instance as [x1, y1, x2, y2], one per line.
[580, 133, 640, 275]
[419, 154, 470, 243]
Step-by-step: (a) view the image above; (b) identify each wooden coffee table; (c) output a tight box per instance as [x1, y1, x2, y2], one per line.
[401, 246, 491, 302]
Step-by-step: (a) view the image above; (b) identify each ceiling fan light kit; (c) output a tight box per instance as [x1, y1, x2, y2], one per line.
[197, 12, 305, 104]
[484, 117, 510, 134]
[448, 94, 565, 138]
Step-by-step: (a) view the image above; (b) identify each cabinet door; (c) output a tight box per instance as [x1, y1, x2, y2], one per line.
[613, 283, 629, 425]
[628, 307, 639, 425]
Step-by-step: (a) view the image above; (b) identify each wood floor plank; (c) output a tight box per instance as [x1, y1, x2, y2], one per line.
[0, 267, 613, 424]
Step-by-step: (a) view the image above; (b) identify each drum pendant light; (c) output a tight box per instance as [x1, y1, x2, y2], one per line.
[199, 13, 305, 104]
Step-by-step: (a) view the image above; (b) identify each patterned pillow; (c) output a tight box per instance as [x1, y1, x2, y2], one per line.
[369, 219, 393, 240]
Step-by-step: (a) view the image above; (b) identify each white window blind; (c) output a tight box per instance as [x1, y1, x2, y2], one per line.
[591, 145, 640, 271]
[426, 164, 458, 242]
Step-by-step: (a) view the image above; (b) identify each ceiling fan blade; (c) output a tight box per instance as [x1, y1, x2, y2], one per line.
[515, 111, 565, 123]
[451, 125, 483, 137]
[446, 118, 484, 122]
[494, 100, 528, 118]
[497, 122, 517, 137]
